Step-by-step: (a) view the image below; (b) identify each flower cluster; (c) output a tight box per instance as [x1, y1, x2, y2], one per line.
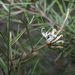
[41, 27, 64, 45]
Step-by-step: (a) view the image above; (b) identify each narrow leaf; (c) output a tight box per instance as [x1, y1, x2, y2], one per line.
[11, 27, 26, 45]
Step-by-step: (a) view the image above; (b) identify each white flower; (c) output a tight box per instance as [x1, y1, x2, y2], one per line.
[41, 27, 64, 45]
[41, 28, 49, 39]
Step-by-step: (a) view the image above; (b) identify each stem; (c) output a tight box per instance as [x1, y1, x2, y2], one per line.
[21, 20, 33, 50]
[7, 0, 40, 15]
[8, 4, 11, 75]
[10, 43, 48, 71]
[34, 44, 48, 51]
[57, 8, 69, 34]
[21, 43, 48, 60]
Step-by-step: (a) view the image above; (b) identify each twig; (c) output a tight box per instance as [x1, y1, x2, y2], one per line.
[57, 8, 70, 34]
[7, 0, 40, 15]
[14, 5, 40, 15]
[21, 43, 48, 60]
[31, 23, 50, 26]
[34, 44, 48, 51]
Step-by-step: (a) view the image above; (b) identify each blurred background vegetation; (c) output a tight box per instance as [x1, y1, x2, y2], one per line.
[0, 0, 75, 75]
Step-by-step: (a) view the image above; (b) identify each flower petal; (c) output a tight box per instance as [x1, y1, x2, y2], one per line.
[41, 28, 48, 38]
[46, 36, 54, 44]
[51, 29, 57, 37]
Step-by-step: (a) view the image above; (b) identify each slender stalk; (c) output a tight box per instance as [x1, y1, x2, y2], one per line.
[21, 44, 48, 60]
[7, 4, 11, 75]
[57, 8, 69, 34]
[34, 44, 48, 51]
[21, 20, 33, 50]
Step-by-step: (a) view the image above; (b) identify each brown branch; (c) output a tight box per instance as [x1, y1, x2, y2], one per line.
[34, 43, 48, 51]
[21, 43, 48, 60]
[7, 0, 41, 15]
[9, 43, 48, 73]
[14, 5, 40, 15]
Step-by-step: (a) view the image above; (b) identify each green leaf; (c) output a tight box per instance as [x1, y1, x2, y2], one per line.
[0, 58, 7, 68]
[31, 59, 39, 75]
[46, 0, 58, 11]
[56, 1, 64, 15]
[64, 47, 75, 57]
[0, 31, 7, 45]
[21, 19, 33, 50]
[0, 49, 8, 59]
[11, 27, 26, 45]
[54, 46, 70, 62]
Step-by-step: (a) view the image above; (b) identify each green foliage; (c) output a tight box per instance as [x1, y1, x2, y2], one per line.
[0, 0, 75, 75]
